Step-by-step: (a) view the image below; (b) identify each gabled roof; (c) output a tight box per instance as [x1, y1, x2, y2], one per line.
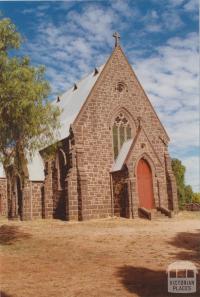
[28, 65, 105, 181]
[111, 139, 133, 172]
[52, 64, 105, 141]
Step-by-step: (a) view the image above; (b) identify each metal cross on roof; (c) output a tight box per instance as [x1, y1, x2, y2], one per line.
[113, 32, 120, 47]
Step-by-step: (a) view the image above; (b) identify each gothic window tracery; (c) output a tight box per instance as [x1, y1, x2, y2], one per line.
[116, 82, 128, 93]
[112, 112, 132, 159]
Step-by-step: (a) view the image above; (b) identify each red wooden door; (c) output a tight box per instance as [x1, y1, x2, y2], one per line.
[137, 159, 154, 209]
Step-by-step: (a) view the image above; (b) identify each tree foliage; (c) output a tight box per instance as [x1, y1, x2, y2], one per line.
[184, 185, 193, 203]
[192, 193, 200, 203]
[171, 158, 186, 208]
[0, 17, 61, 179]
[0, 17, 21, 51]
[172, 158, 200, 208]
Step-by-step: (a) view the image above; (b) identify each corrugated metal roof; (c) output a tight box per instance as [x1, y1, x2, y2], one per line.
[52, 64, 105, 141]
[111, 139, 133, 172]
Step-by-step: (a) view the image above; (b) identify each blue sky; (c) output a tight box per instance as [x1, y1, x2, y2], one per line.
[0, 0, 199, 190]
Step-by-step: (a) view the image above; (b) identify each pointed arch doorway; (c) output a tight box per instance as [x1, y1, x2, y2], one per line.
[137, 158, 154, 209]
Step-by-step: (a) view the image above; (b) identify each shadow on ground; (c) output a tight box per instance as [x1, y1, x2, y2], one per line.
[117, 265, 168, 297]
[117, 265, 200, 297]
[0, 291, 15, 297]
[0, 225, 31, 245]
[117, 230, 200, 297]
[168, 230, 200, 266]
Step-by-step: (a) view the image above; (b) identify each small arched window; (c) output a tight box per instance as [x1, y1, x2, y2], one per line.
[112, 112, 132, 159]
[56, 149, 66, 190]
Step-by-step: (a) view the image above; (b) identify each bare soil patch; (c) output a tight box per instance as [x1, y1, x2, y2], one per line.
[0, 211, 200, 297]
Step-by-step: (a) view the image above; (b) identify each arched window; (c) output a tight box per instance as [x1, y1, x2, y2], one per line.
[112, 112, 132, 159]
[56, 149, 66, 190]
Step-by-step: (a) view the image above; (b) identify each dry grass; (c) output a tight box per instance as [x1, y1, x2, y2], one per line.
[0, 212, 200, 297]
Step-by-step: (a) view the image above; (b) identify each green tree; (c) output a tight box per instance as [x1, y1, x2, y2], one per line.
[171, 158, 186, 208]
[184, 185, 193, 203]
[0, 17, 61, 181]
[192, 192, 200, 203]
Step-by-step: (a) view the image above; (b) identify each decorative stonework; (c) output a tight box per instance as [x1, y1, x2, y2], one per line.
[116, 82, 128, 93]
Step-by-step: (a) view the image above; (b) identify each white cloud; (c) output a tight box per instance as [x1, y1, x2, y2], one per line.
[66, 5, 116, 46]
[184, 0, 198, 12]
[161, 11, 184, 30]
[21, 3, 50, 15]
[142, 6, 184, 33]
[21, 8, 34, 14]
[146, 24, 162, 32]
[37, 4, 50, 11]
[168, 0, 186, 6]
[111, 0, 140, 18]
[22, 3, 124, 98]
[134, 32, 199, 190]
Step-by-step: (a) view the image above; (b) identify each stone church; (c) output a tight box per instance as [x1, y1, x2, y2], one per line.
[0, 33, 178, 221]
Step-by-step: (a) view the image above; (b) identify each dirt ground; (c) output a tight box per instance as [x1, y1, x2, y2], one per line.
[0, 211, 200, 297]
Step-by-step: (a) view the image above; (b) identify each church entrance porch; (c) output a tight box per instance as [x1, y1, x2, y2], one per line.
[137, 158, 155, 210]
[112, 169, 130, 218]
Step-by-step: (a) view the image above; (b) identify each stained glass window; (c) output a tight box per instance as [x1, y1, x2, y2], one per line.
[126, 124, 131, 140]
[113, 124, 118, 160]
[112, 113, 132, 159]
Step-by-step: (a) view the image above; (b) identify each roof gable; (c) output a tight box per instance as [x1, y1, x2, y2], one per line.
[111, 126, 163, 173]
[125, 127, 163, 167]
[116, 46, 170, 141]
[51, 44, 169, 143]
[71, 45, 169, 142]
[52, 65, 105, 141]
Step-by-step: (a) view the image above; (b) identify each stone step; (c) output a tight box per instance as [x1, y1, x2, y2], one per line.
[138, 208, 171, 220]
[151, 209, 168, 219]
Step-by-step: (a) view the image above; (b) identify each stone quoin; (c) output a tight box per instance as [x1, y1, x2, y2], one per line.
[0, 33, 178, 221]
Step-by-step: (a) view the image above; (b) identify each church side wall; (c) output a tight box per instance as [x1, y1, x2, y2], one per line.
[41, 138, 74, 221]
[0, 178, 7, 216]
[31, 181, 44, 219]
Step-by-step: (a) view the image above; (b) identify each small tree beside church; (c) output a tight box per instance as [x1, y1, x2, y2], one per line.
[184, 185, 193, 203]
[171, 159, 186, 208]
[0, 17, 61, 184]
[171, 158, 199, 208]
